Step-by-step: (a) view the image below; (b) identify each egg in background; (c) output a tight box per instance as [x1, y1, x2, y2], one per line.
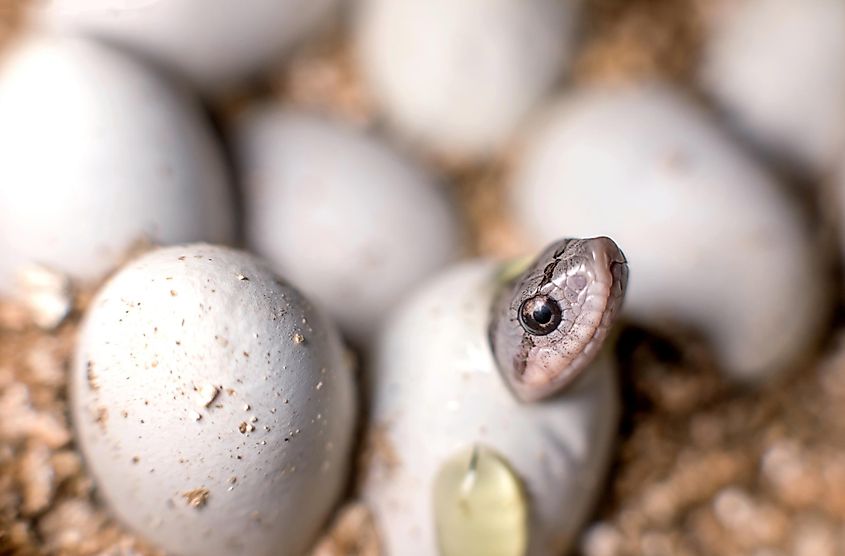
[700, 0, 845, 176]
[234, 107, 465, 345]
[510, 83, 831, 383]
[355, 0, 579, 159]
[32, 0, 340, 90]
[0, 34, 234, 300]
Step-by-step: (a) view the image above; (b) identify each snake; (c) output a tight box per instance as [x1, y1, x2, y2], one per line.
[489, 237, 629, 402]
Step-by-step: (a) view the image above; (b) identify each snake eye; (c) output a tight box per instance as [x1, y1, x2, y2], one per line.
[518, 295, 562, 336]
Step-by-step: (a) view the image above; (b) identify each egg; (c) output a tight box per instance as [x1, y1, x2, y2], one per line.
[510, 83, 830, 382]
[355, 0, 579, 158]
[32, 0, 339, 89]
[700, 0, 845, 175]
[72, 244, 356, 556]
[363, 261, 618, 555]
[0, 34, 234, 299]
[234, 107, 464, 345]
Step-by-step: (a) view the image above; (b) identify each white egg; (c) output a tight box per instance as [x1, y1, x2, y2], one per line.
[700, 0, 845, 175]
[511, 83, 830, 382]
[32, 0, 338, 89]
[72, 244, 356, 556]
[234, 107, 464, 345]
[0, 34, 234, 298]
[364, 261, 618, 555]
[355, 0, 579, 158]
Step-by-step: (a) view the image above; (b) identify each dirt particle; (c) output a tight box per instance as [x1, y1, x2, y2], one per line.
[236, 273, 249, 281]
[193, 383, 219, 408]
[239, 422, 255, 434]
[169, 290, 177, 297]
[86, 361, 99, 391]
[20, 444, 54, 515]
[362, 424, 401, 474]
[181, 487, 209, 509]
[312, 502, 381, 556]
[94, 407, 108, 432]
[15, 265, 72, 330]
[292, 333, 305, 344]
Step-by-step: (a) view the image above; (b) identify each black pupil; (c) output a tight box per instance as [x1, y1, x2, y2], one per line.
[532, 304, 553, 325]
[518, 295, 562, 336]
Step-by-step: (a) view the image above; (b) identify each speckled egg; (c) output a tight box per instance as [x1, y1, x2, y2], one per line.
[234, 107, 464, 345]
[510, 83, 830, 383]
[32, 0, 339, 89]
[355, 0, 579, 158]
[0, 34, 234, 299]
[364, 261, 618, 555]
[72, 244, 356, 556]
[700, 0, 845, 175]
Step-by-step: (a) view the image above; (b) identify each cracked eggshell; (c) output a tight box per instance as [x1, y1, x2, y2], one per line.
[355, 0, 579, 158]
[72, 244, 356, 556]
[511, 83, 830, 382]
[0, 34, 234, 299]
[32, 0, 339, 89]
[364, 261, 618, 555]
[235, 107, 464, 345]
[700, 0, 845, 175]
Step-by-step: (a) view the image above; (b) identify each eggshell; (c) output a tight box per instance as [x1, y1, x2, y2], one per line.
[32, 0, 339, 89]
[511, 83, 830, 382]
[0, 34, 234, 298]
[364, 261, 618, 555]
[700, 0, 845, 175]
[72, 244, 356, 556]
[355, 0, 578, 158]
[235, 107, 464, 345]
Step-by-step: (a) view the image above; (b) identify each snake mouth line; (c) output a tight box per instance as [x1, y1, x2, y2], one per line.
[565, 238, 627, 357]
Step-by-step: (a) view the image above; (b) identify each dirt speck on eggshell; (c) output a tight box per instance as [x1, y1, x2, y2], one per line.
[181, 488, 210, 509]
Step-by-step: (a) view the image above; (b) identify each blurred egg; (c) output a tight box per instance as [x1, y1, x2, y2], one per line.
[355, 0, 578, 158]
[0, 34, 234, 298]
[511, 83, 830, 382]
[32, 0, 339, 89]
[364, 261, 617, 555]
[234, 107, 464, 344]
[700, 0, 845, 175]
[73, 244, 356, 556]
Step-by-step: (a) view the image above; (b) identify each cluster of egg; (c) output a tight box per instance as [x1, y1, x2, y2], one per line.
[0, 0, 842, 554]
